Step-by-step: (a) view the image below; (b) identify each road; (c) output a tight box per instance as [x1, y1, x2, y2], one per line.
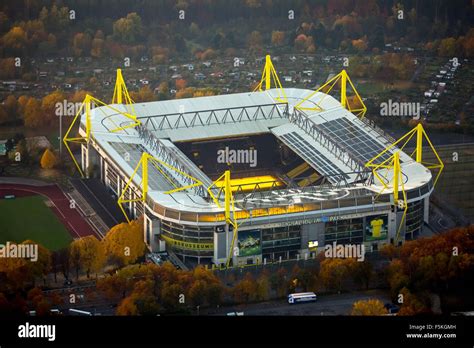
[214, 290, 390, 316]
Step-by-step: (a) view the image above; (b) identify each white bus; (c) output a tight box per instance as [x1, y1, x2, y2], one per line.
[68, 308, 93, 316]
[288, 292, 317, 304]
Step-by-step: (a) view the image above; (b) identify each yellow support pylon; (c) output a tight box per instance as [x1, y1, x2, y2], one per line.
[63, 94, 141, 177]
[206, 170, 240, 268]
[113, 69, 133, 105]
[112, 68, 136, 117]
[254, 55, 288, 103]
[295, 70, 367, 118]
[118, 152, 217, 223]
[368, 151, 407, 243]
[365, 123, 444, 186]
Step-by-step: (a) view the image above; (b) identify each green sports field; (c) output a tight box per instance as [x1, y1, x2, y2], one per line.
[0, 195, 72, 251]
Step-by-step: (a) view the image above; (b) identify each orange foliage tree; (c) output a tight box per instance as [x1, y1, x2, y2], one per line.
[40, 148, 58, 169]
[351, 299, 388, 315]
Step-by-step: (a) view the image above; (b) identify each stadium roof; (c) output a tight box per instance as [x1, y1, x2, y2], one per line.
[83, 88, 432, 213]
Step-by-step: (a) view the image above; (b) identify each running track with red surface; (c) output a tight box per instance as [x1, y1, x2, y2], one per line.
[0, 183, 99, 239]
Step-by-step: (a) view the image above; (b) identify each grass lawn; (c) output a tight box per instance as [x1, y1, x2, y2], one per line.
[0, 195, 72, 251]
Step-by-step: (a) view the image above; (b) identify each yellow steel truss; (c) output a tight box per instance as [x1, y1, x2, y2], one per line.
[368, 151, 407, 242]
[63, 94, 140, 177]
[365, 123, 444, 186]
[207, 170, 241, 268]
[295, 70, 367, 118]
[366, 123, 444, 243]
[112, 68, 136, 116]
[117, 152, 216, 223]
[253, 55, 288, 103]
[118, 161, 241, 267]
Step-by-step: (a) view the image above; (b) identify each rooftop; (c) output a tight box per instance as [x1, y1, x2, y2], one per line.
[82, 88, 432, 214]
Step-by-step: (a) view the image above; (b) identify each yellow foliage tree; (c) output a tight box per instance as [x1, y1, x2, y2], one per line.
[40, 148, 58, 169]
[351, 299, 388, 315]
[23, 97, 43, 128]
[70, 236, 105, 278]
[319, 258, 355, 292]
[41, 90, 65, 126]
[102, 219, 146, 266]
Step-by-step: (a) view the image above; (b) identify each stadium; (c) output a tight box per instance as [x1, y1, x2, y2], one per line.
[64, 56, 443, 268]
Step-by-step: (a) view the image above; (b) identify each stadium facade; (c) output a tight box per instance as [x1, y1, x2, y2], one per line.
[74, 75, 435, 268]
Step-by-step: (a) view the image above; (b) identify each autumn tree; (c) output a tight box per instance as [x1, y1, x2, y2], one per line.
[0, 58, 16, 79]
[269, 267, 288, 297]
[160, 281, 183, 311]
[117, 279, 160, 315]
[116, 295, 138, 315]
[201, 48, 216, 60]
[156, 82, 169, 100]
[0, 241, 51, 290]
[189, 280, 208, 307]
[397, 287, 429, 315]
[72, 32, 92, 57]
[130, 86, 154, 103]
[102, 219, 146, 266]
[0, 105, 8, 125]
[40, 148, 58, 169]
[17, 95, 29, 115]
[255, 273, 270, 301]
[380, 243, 398, 261]
[90, 30, 105, 58]
[27, 288, 51, 316]
[23, 97, 43, 128]
[2, 27, 27, 54]
[0, 255, 30, 292]
[291, 265, 318, 292]
[386, 259, 409, 299]
[39, 4, 70, 32]
[233, 273, 257, 303]
[438, 37, 457, 57]
[319, 258, 354, 292]
[248, 30, 263, 50]
[175, 87, 194, 99]
[351, 260, 373, 290]
[4, 95, 18, 121]
[207, 283, 223, 307]
[271, 31, 285, 46]
[69, 236, 105, 278]
[294, 34, 315, 52]
[175, 78, 187, 90]
[113, 13, 143, 44]
[70, 90, 92, 103]
[352, 36, 368, 52]
[351, 299, 388, 315]
[41, 90, 65, 126]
